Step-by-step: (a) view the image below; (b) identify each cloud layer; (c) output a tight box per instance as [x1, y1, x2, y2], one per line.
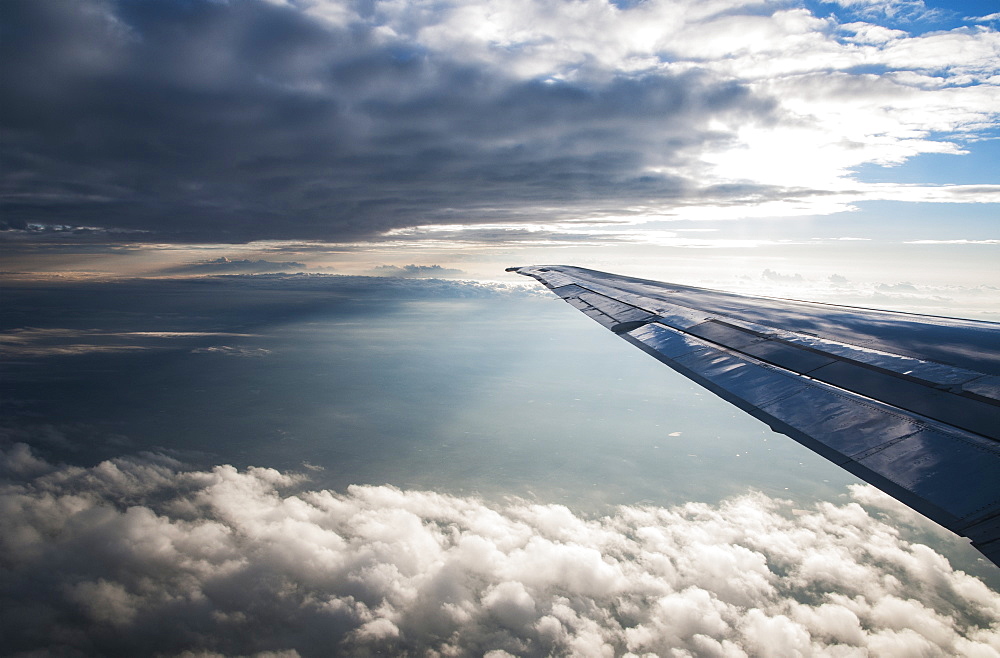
[720, 267, 1000, 318]
[165, 257, 308, 275]
[2, 0, 997, 243]
[366, 264, 466, 277]
[2, 445, 997, 657]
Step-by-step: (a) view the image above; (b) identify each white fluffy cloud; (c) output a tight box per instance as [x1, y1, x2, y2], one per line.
[2, 445, 997, 657]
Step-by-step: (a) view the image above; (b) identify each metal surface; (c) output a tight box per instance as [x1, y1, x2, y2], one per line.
[509, 265, 1000, 567]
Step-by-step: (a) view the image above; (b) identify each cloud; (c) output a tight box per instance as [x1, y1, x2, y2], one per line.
[828, 0, 938, 21]
[2, 0, 997, 243]
[876, 281, 920, 292]
[0, 275, 540, 359]
[381, 223, 639, 247]
[0, 328, 257, 358]
[165, 257, 308, 275]
[189, 345, 272, 357]
[904, 239, 1000, 245]
[710, 269, 1000, 318]
[181, 273, 536, 298]
[2, 445, 997, 657]
[761, 268, 804, 283]
[365, 264, 466, 278]
[0, 0, 771, 242]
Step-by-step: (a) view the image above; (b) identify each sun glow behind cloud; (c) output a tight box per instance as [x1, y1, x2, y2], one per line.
[299, 0, 1000, 194]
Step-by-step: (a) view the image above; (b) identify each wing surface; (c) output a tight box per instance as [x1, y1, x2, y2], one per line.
[509, 265, 1000, 567]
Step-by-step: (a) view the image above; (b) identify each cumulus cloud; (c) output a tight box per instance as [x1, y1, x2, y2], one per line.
[2, 445, 997, 657]
[1, 0, 997, 243]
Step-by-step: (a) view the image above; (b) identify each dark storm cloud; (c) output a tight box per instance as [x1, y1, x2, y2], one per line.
[0, 0, 775, 243]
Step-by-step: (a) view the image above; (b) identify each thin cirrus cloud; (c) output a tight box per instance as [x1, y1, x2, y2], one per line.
[1, 0, 997, 244]
[2, 444, 997, 657]
[827, 0, 938, 20]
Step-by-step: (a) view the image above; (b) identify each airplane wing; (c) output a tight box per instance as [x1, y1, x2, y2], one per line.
[508, 265, 1000, 567]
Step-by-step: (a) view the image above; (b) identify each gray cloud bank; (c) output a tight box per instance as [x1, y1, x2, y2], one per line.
[2, 444, 998, 657]
[0, 0, 776, 243]
[4, 1, 999, 245]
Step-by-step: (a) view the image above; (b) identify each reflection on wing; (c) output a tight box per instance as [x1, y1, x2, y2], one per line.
[509, 265, 1000, 567]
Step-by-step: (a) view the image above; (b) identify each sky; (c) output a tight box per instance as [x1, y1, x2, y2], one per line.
[2, 0, 1000, 655]
[1, 0, 998, 296]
